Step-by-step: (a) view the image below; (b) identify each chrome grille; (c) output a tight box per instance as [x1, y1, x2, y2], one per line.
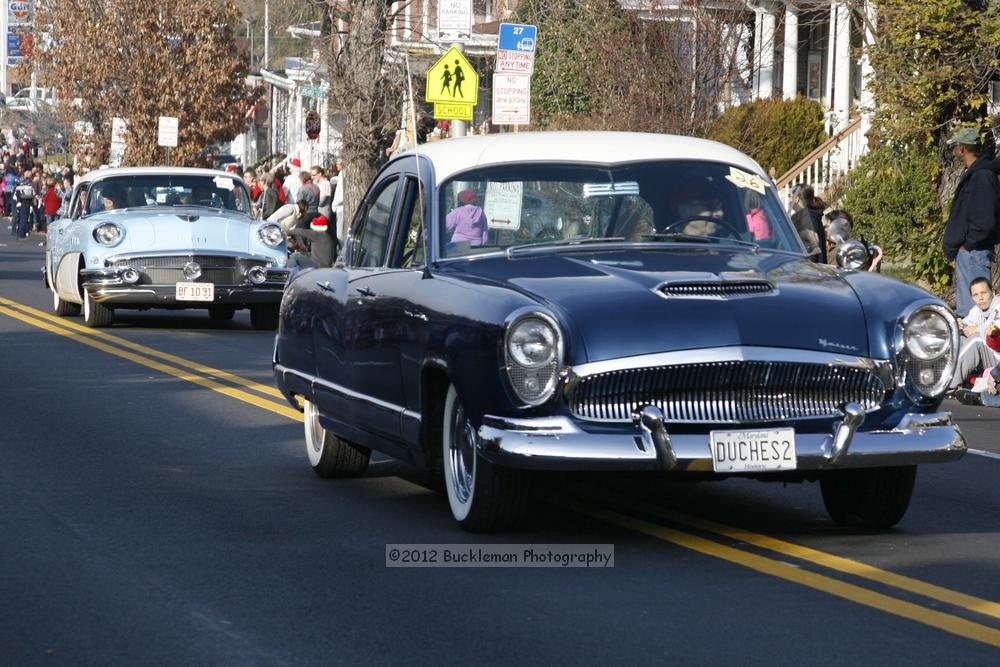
[658, 281, 774, 298]
[109, 255, 268, 285]
[568, 360, 885, 423]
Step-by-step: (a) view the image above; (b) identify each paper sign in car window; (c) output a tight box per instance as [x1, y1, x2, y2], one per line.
[484, 181, 523, 230]
[725, 167, 766, 195]
[214, 176, 235, 191]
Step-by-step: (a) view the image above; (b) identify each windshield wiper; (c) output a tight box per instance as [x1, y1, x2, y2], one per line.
[640, 233, 760, 253]
[506, 236, 626, 257]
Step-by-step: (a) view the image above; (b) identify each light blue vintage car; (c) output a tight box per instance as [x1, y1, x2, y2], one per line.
[45, 167, 290, 329]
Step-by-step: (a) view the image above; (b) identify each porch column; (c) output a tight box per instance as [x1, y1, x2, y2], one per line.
[859, 0, 877, 111]
[782, 4, 799, 99]
[781, 3, 799, 100]
[754, 8, 776, 99]
[832, 0, 852, 129]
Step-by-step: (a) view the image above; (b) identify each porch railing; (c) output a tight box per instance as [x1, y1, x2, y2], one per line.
[775, 115, 870, 210]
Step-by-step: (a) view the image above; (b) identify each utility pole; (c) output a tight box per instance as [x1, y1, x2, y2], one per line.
[263, 0, 270, 70]
[448, 43, 467, 138]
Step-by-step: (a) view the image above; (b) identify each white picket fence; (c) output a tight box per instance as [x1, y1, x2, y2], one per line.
[776, 115, 871, 210]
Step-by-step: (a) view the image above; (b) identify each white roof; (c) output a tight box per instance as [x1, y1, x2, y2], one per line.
[400, 131, 768, 185]
[76, 166, 244, 184]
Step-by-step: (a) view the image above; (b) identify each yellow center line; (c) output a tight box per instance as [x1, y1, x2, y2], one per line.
[0, 295, 285, 401]
[0, 305, 303, 423]
[608, 498, 1000, 624]
[559, 499, 1000, 649]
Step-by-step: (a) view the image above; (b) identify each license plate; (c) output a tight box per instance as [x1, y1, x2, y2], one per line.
[710, 428, 796, 473]
[175, 282, 214, 302]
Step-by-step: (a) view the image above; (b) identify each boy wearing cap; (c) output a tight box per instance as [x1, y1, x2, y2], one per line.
[942, 127, 1000, 316]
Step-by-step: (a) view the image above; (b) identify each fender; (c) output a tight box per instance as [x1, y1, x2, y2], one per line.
[53, 251, 84, 304]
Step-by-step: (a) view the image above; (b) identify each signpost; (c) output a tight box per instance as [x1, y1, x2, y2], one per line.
[425, 46, 478, 122]
[158, 115, 179, 165]
[437, 0, 472, 42]
[492, 23, 536, 126]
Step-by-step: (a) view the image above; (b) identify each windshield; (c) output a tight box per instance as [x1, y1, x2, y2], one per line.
[438, 161, 803, 258]
[81, 174, 252, 216]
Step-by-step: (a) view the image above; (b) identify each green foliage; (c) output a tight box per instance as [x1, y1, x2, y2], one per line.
[842, 145, 951, 291]
[706, 98, 827, 176]
[869, 0, 1000, 144]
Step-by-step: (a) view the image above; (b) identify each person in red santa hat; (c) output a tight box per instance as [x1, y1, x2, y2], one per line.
[286, 214, 336, 267]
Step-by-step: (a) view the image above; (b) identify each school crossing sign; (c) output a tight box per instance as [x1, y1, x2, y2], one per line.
[425, 47, 479, 107]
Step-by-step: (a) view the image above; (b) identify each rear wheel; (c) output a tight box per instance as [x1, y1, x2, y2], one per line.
[820, 465, 917, 528]
[250, 304, 279, 330]
[208, 305, 236, 321]
[303, 400, 370, 478]
[52, 288, 80, 316]
[442, 383, 530, 532]
[82, 289, 113, 327]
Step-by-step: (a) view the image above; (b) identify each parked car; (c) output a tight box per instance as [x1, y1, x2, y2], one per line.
[272, 132, 966, 531]
[45, 167, 289, 329]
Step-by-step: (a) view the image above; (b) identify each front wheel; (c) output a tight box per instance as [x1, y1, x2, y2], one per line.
[442, 384, 530, 532]
[250, 304, 279, 330]
[820, 465, 917, 529]
[303, 400, 370, 478]
[53, 288, 80, 316]
[82, 289, 113, 327]
[208, 305, 236, 321]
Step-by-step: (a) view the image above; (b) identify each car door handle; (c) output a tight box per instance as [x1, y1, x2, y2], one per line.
[318, 281, 335, 293]
[356, 286, 375, 297]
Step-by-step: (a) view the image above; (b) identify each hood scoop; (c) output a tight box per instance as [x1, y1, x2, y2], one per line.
[657, 280, 774, 299]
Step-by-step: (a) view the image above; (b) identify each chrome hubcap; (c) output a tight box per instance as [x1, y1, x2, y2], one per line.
[448, 403, 476, 504]
[308, 403, 323, 455]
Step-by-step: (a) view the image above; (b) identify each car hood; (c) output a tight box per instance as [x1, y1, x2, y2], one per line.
[103, 209, 256, 255]
[442, 247, 871, 362]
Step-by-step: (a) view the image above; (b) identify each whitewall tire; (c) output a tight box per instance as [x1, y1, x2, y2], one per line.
[303, 399, 370, 478]
[442, 384, 530, 531]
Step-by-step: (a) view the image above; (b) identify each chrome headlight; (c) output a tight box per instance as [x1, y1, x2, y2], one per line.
[835, 240, 870, 270]
[504, 310, 563, 406]
[258, 223, 284, 247]
[93, 223, 123, 246]
[896, 304, 958, 399]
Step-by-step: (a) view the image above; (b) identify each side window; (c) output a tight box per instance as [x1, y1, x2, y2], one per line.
[72, 185, 89, 218]
[353, 178, 399, 268]
[393, 177, 426, 269]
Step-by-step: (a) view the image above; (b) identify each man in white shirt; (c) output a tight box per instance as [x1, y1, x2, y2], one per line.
[284, 158, 302, 204]
[950, 277, 1000, 390]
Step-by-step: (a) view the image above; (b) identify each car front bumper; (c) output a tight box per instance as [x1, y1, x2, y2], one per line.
[476, 407, 966, 473]
[80, 267, 290, 306]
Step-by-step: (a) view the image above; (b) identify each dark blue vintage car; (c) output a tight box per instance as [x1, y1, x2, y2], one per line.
[272, 132, 965, 531]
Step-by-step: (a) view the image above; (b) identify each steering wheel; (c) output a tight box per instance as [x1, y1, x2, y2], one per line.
[662, 216, 742, 239]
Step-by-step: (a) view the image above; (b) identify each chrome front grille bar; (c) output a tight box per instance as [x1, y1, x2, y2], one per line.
[565, 348, 890, 424]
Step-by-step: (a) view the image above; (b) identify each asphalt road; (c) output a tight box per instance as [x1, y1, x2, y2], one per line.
[2, 235, 1000, 665]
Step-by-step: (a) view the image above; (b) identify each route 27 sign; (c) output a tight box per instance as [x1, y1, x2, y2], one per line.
[424, 47, 479, 106]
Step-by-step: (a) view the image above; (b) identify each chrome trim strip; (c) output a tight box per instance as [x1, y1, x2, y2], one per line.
[571, 346, 887, 378]
[106, 250, 278, 263]
[276, 364, 418, 422]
